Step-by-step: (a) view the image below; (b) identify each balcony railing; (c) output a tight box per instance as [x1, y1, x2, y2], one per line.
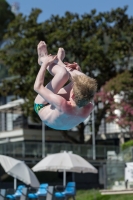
[0, 141, 119, 161]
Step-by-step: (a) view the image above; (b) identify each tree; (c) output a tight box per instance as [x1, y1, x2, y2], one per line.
[96, 70, 133, 136]
[0, 6, 133, 143]
[0, 0, 15, 41]
[0, 0, 15, 79]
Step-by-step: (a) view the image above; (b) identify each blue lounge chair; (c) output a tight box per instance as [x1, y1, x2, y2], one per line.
[55, 182, 76, 200]
[28, 183, 48, 199]
[6, 185, 26, 200]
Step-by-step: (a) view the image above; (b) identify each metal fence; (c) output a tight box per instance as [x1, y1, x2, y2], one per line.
[0, 141, 120, 160]
[105, 147, 133, 189]
[106, 160, 125, 189]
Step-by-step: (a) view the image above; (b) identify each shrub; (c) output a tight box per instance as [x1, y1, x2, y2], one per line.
[121, 140, 133, 150]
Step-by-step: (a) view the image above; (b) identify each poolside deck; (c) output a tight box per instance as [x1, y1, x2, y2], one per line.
[100, 189, 133, 195]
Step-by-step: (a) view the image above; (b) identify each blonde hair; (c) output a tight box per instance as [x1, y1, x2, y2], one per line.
[72, 75, 97, 107]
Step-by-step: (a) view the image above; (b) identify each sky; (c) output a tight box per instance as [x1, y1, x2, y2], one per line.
[6, 0, 133, 22]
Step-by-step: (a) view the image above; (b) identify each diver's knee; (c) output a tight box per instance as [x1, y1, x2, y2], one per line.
[60, 67, 69, 80]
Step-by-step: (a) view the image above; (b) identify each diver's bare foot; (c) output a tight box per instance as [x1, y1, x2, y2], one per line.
[56, 47, 66, 67]
[57, 48, 65, 61]
[37, 41, 48, 65]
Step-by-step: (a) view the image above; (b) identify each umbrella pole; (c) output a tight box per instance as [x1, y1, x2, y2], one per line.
[63, 170, 66, 187]
[14, 177, 17, 189]
[42, 122, 45, 158]
[72, 172, 75, 182]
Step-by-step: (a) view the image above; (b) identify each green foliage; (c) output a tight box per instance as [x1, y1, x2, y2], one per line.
[0, 0, 15, 41]
[121, 140, 133, 150]
[0, 63, 9, 79]
[104, 70, 133, 97]
[76, 190, 133, 200]
[76, 190, 101, 200]
[0, 0, 15, 79]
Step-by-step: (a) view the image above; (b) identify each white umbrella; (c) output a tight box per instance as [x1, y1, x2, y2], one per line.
[32, 151, 97, 186]
[0, 155, 40, 189]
